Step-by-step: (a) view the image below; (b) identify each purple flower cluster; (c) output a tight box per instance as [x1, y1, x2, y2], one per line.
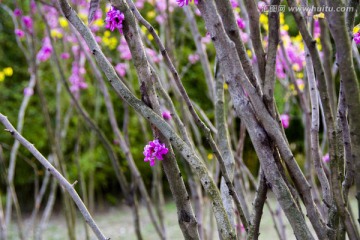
[354, 31, 360, 45]
[143, 139, 168, 166]
[280, 114, 290, 129]
[69, 62, 87, 93]
[105, 6, 125, 33]
[162, 110, 172, 120]
[176, 0, 198, 7]
[118, 37, 132, 60]
[14, 8, 22, 17]
[23, 87, 34, 97]
[322, 153, 330, 163]
[237, 18, 246, 30]
[36, 37, 53, 62]
[22, 16, 33, 33]
[115, 63, 127, 77]
[15, 29, 25, 38]
[188, 54, 199, 64]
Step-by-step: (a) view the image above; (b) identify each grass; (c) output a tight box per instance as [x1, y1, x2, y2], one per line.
[7, 191, 358, 239]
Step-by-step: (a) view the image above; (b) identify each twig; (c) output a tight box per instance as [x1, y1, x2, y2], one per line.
[0, 114, 108, 240]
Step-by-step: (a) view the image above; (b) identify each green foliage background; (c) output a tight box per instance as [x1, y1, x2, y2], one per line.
[0, 1, 311, 210]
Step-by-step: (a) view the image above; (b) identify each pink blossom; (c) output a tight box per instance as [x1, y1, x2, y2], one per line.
[231, 0, 238, 8]
[14, 8, 22, 17]
[322, 153, 330, 163]
[156, 15, 166, 24]
[354, 32, 360, 45]
[30, 0, 37, 13]
[143, 139, 169, 166]
[36, 37, 53, 62]
[115, 63, 127, 77]
[118, 37, 132, 60]
[237, 18, 246, 29]
[258, 1, 268, 12]
[176, 0, 198, 7]
[313, 20, 321, 38]
[162, 110, 172, 120]
[24, 87, 34, 96]
[69, 62, 87, 93]
[105, 6, 125, 33]
[60, 52, 70, 59]
[15, 29, 25, 38]
[188, 54, 200, 64]
[146, 48, 162, 63]
[22, 16, 33, 33]
[201, 32, 211, 44]
[43, 6, 59, 28]
[240, 31, 249, 43]
[135, 0, 146, 9]
[296, 79, 304, 90]
[275, 60, 286, 79]
[280, 114, 290, 129]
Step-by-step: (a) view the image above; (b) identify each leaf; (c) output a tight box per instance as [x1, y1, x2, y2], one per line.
[88, 0, 100, 24]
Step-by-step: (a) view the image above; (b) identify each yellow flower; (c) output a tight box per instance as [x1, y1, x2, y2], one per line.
[296, 72, 304, 79]
[51, 29, 63, 39]
[353, 25, 360, 34]
[289, 84, 297, 95]
[147, 34, 154, 41]
[313, 12, 325, 20]
[93, 19, 104, 27]
[108, 37, 118, 50]
[223, 83, 228, 90]
[102, 35, 118, 50]
[280, 12, 285, 25]
[207, 153, 213, 160]
[292, 63, 300, 72]
[257, 14, 268, 30]
[281, 24, 289, 31]
[0, 72, 4, 82]
[293, 34, 302, 43]
[247, 49, 252, 58]
[59, 17, 68, 28]
[259, 14, 268, 25]
[104, 30, 111, 37]
[316, 37, 322, 51]
[146, 11, 156, 19]
[141, 25, 147, 34]
[3, 67, 13, 77]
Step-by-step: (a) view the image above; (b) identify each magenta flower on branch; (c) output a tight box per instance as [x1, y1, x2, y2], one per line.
[15, 29, 25, 38]
[237, 17, 246, 30]
[36, 37, 53, 62]
[115, 63, 127, 77]
[143, 139, 169, 166]
[176, 0, 198, 7]
[280, 114, 290, 129]
[354, 31, 360, 45]
[322, 153, 330, 163]
[162, 110, 172, 121]
[22, 16, 33, 33]
[60, 52, 70, 59]
[14, 8, 22, 17]
[23, 87, 34, 96]
[188, 54, 199, 64]
[105, 6, 125, 33]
